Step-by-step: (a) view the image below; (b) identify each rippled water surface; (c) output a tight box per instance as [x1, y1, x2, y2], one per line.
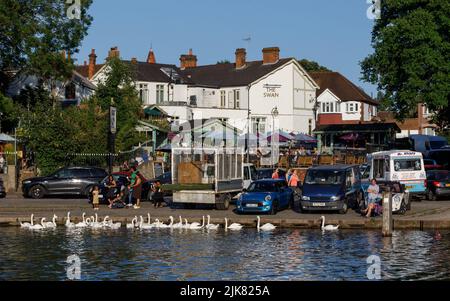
[0, 227, 449, 280]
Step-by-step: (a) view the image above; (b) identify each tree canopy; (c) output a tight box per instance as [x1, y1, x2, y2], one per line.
[361, 0, 450, 128]
[0, 0, 93, 92]
[298, 59, 332, 72]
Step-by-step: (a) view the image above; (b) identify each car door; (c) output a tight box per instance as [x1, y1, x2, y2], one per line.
[46, 168, 73, 194]
[71, 168, 95, 194]
[344, 170, 355, 204]
[279, 181, 291, 208]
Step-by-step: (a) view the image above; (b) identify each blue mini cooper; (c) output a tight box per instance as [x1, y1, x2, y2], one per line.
[236, 179, 294, 215]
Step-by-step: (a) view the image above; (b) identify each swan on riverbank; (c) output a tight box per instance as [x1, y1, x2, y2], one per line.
[321, 216, 339, 231]
[75, 213, 88, 228]
[225, 218, 243, 231]
[29, 218, 45, 230]
[65, 212, 75, 228]
[172, 216, 183, 229]
[126, 216, 138, 229]
[205, 215, 219, 230]
[256, 216, 276, 231]
[188, 216, 205, 230]
[20, 214, 34, 228]
[42, 215, 57, 228]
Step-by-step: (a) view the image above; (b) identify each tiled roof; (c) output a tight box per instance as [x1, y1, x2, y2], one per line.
[179, 58, 293, 88]
[309, 71, 378, 105]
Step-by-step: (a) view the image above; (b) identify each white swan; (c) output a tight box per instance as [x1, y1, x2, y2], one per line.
[320, 216, 339, 231]
[183, 218, 191, 229]
[189, 216, 205, 230]
[126, 216, 138, 229]
[29, 218, 45, 230]
[205, 215, 219, 230]
[65, 212, 75, 228]
[75, 213, 88, 228]
[257, 216, 276, 231]
[172, 216, 184, 229]
[20, 214, 34, 228]
[103, 216, 121, 229]
[225, 218, 243, 231]
[42, 215, 57, 228]
[90, 213, 103, 229]
[139, 216, 154, 229]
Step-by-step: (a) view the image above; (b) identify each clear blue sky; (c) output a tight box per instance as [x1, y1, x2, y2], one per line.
[76, 0, 377, 95]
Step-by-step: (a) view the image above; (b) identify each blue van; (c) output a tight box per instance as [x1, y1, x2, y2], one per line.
[300, 165, 363, 214]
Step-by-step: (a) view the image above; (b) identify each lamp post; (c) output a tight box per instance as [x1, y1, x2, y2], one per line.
[271, 106, 279, 169]
[109, 98, 117, 174]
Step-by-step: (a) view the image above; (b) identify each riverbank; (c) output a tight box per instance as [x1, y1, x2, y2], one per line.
[2, 195, 450, 229]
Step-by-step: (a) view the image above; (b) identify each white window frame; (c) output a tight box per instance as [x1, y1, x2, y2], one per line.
[220, 90, 226, 108]
[156, 84, 164, 104]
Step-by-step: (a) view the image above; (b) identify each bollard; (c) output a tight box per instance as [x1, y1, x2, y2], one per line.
[382, 187, 393, 237]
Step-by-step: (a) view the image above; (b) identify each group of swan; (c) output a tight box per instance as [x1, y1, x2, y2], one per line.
[20, 214, 57, 230]
[21, 212, 122, 230]
[20, 213, 336, 232]
[126, 214, 226, 230]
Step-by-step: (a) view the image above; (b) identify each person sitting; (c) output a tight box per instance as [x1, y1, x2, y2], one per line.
[361, 179, 381, 218]
[110, 185, 128, 209]
[272, 168, 281, 179]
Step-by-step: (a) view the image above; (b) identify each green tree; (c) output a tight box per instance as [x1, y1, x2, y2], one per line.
[93, 57, 144, 152]
[0, 0, 93, 97]
[298, 59, 331, 72]
[361, 0, 450, 127]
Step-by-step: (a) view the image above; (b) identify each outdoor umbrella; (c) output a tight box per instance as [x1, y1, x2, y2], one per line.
[237, 133, 267, 147]
[0, 133, 16, 143]
[266, 131, 294, 144]
[293, 133, 317, 143]
[156, 143, 172, 152]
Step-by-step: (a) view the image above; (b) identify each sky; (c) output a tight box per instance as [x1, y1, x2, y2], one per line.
[75, 0, 378, 95]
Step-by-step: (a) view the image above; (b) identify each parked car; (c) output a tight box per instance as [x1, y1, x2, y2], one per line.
[423, 159, 443, 171]
[256, 168, 286, 180]
[236, 179, 294, 215]
[0, 177, 6, 198]
[300, 165, 362, 214]
[426, 170, 450, 201]
[22, 167, 108, 199]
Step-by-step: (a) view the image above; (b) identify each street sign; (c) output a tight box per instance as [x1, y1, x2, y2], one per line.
[110, 106, 117, 134]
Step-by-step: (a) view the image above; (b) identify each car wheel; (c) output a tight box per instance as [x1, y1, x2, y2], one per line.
[216, 194, 230, 210]
[270, 202, 278, 215]
[29, 185, 45, 199]
[427, 190, 436, 201]
[339, 201, 348, 214]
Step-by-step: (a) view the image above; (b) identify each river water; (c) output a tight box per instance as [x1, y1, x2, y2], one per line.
[0, 227, 448, 281]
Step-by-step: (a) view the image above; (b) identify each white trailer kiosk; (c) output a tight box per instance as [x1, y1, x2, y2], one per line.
[171, 147, 244, 210]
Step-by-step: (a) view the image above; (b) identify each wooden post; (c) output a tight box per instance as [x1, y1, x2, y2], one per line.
[382, 187, 393, 237]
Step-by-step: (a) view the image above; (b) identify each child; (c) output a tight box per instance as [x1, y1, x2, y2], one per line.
[92, 185, 100, 210]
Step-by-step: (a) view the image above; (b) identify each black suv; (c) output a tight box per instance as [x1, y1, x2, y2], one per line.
[22, 167, 108, 199]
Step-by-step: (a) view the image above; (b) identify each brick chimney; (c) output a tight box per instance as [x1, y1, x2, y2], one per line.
[262, 47, 280, 64]
[147, 48, 156, 64]
[235, 48, 246, 69]
[131, 57, 138, 64]
[88, 49, 97, 79]
[108, 46, 120, 59]
[180, 49, 197, 69]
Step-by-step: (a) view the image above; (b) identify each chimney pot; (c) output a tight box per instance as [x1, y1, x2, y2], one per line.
[180, 49, 197, 69]
[108, 46, 120, 59]
[88, 48, 97, 79]
[235, 48, 246, 69]
[131, 57, 138, 64]
[262, 47, 280, 64]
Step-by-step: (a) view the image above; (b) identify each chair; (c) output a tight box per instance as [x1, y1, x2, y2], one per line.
[318, 155, 333, 165]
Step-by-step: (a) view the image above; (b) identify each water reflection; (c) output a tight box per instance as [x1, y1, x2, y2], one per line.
[0, 227, 448, 281]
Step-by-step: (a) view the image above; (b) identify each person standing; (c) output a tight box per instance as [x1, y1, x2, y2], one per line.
[288, 170, 301, 196]
[152, 180, 164, 208]
[92, 186, 100, 211]
[286, 169, 293, 183]
[129, 167, 142, 209]
[106, 175, 117, 208]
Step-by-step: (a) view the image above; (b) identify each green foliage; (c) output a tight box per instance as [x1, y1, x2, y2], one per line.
[361, 0, 450, 127]
[0, 0, 93, 92]
[0, 92, 18, 132]
[298, 59, 332, 72]
[94, 57, 143, 152]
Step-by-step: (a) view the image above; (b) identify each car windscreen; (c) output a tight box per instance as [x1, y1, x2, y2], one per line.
[304, 170, 344, 185]
[247, 182, 278, 192]
[393, 158, 422, 171]
[430, 141, 447, 149]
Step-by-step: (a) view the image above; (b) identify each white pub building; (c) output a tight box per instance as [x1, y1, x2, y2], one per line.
[78, 46, 319, 136]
